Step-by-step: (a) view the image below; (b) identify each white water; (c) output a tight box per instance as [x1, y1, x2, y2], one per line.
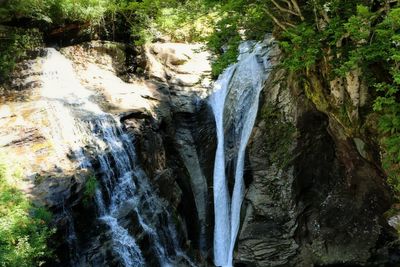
[209, 41, 271, 267]
[41, 48, 193, 266]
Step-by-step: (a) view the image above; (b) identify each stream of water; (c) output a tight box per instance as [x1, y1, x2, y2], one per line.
[209, 41, 271, 267]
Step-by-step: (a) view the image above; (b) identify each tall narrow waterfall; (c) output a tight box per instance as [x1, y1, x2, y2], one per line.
[41, 48, 193, 267]
[209, 41, 271, 267]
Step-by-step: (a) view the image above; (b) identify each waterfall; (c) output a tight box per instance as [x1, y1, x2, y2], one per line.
[209, 65, 235, 266]
[209, 41, 271, 267]
[41, 48, 193, 266]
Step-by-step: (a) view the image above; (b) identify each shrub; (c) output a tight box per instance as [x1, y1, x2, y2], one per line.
[84, 175, 98, 198]
[83, 174, 98, 206]
[0, 29, 43, 81]
[0, 161, 53, 266]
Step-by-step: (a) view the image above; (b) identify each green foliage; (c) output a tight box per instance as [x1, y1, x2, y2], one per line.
[0, 0, 272, 77]
[280, 23, 322, 72]
[270, 1, 400, 197]
[0, 0, 171, 77]
[204, 0, 273, 77]
[0, 161, 53, 267]
[0, 29, 42, 81]
[0, 0, 169, 44]
[344, 5, 372, 42]
[277, 3, 375, 74]
[371, 8, 400, 196]
[210, 41, 241, 78]
[155, 1, 216, 43]
[84, 175, 98, 198]
[102, 0, 187, 44]
[0, 0, 109, 80]
[0, 0, 53, 23]
[110, 0, 163, 45]
[83, 174, 98, 206]
[0, 0, 109, 24]
[104, 0, 272, 74]
[52, 0, 109, 23]
[333, 4, 377, 76]
[207, 18, 241, 77]
[367, 7, 400, 197]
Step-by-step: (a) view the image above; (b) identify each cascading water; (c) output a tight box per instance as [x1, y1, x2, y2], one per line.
[209, 40, 271, 267]
[209, 66, 235, 267]
[41, 48, 194, 267]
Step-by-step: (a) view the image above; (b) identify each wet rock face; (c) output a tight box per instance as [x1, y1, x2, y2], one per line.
[236, 47, 394, 266]
[62, 41, 215, 263]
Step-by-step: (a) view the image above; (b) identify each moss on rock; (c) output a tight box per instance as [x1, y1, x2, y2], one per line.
[261, 103, 296, 170]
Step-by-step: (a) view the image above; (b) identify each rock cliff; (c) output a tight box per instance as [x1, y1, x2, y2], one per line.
[0, 38, 398, 267]
[0, 41, 214, 265]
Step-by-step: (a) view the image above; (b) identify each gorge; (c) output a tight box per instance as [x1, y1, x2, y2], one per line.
[1, 1, 400, 267]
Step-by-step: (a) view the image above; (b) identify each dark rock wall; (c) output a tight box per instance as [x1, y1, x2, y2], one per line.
[236, 45, 396, 266]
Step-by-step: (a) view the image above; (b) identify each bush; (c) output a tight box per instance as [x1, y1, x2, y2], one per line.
[0, 29, 43, 81]
[280, 23, 322, 72]
[83, 174, 98, 206]
[84, 175, 98, 198]
[0, 0, 53, 23]
[155, 1, 216, 43]
[271, 2, 400, 198]
[0, 0, 109, 24]
[369, 7, 400, 197]
[0, 161, 53, 267]
[203, 0, 273, 77]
